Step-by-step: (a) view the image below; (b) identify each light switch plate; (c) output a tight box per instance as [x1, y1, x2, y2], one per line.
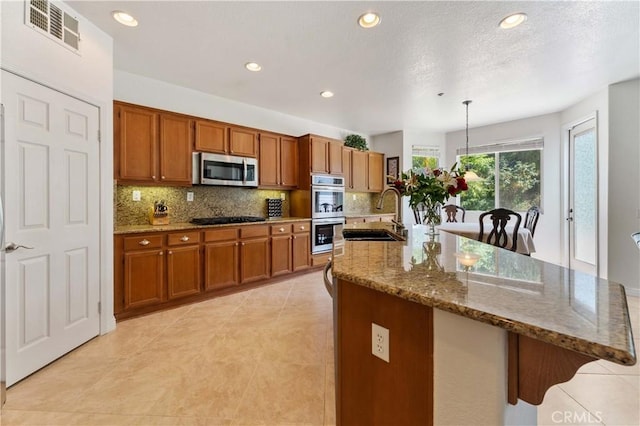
[187, 192, 194, 202]
[280, 192, 286, 200]
[132, 190, 141, 202]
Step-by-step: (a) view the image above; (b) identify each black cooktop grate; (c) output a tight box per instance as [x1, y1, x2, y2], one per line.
[190, 216, 266, 225]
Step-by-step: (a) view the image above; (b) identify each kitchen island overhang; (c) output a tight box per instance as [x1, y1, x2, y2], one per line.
[330, 223, 636, 425]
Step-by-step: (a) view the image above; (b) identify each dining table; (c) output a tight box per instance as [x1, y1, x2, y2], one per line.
[437, 222, 536, 255]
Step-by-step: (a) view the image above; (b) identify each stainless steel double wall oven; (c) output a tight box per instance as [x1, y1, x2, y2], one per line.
[311, 175, 345, 253]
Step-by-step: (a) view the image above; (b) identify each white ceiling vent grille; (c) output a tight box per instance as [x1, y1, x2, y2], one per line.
[25, 0, 80, 53]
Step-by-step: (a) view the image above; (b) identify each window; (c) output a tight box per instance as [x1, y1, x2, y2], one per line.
[457, 138, 543, 211]
[412, 145, 439, 170]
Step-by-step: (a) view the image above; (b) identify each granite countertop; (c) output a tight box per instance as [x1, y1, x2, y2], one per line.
[115, 217, 311, 235]
[331, 222, 637, 366]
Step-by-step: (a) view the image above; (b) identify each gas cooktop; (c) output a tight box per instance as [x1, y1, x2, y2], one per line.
[190, 216, 266, 225]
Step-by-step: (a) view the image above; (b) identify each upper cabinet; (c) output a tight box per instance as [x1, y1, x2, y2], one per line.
[194, 119, 228, 153]
[298, 134, 344, 187]
[115, 102, 192, 186]
[194, 121, 257, 158]
[259, 132, 299, 189]
[229, 126, 258, 158]
[342, 147, 385, 193]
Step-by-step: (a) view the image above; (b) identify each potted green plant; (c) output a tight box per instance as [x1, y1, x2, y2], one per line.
[344, 134, 368, 151]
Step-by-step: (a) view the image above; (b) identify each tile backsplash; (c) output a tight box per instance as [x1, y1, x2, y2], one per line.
[115, 185, 394, 226]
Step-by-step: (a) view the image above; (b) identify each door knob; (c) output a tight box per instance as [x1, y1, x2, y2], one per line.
[5, 242, 34, 253]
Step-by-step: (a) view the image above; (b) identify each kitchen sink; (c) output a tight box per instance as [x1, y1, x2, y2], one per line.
[341, 229, 404, 241]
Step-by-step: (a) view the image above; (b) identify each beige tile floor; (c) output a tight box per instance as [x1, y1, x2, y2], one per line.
[1, 271, 638, 426]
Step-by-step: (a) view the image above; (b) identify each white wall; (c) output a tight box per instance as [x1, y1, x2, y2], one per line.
[1, 0, 115, 332]
[608, 78, 640, 296]
[115, 70, 363, 140]
[445, 113, 562, 263]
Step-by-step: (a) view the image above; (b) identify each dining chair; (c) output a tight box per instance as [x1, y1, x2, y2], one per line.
[442, 204, 465, 223]
[478, 208, 522, 252]
[524, 206, 540, 237]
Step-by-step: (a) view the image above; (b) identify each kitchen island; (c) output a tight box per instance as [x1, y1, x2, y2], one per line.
[329, 223, 636, 426]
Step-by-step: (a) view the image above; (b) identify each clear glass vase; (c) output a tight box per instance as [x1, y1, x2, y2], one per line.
[413, 200, 441, 236]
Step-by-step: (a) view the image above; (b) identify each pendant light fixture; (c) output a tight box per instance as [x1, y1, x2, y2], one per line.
[462, 100, 482, 182]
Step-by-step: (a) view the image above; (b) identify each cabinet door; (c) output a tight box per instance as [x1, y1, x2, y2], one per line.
[342, 148, 352, 190]
[352, 150, 369, 191]
[123, 249, 164, 310]
[159, 114, 193, 185]
[328, 140, 344, 175]
[117, 104, 158, 182]
[310, 137, 328, 173]
[166, 245, 201, 300]
[280, 136, 299, 187]
[259, 133, 279, 187]
[204, 241, 239, 291]
[195, 120, 228, 154]
[271, 235, 292, 277]
[368, 152, 384, 192]
[240, 238, 270, 283]
[230, 127, 257, 157]
[292, 232, 310, 271]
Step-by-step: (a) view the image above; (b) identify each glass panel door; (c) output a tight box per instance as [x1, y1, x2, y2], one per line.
[569, 118, 598, 275]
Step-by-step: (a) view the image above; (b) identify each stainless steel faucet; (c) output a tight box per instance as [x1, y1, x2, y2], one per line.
[376, 187, 405, 234]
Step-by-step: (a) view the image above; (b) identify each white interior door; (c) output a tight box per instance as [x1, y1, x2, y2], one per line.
[1, 71, 100, 386]
[568, 118, 598, 276]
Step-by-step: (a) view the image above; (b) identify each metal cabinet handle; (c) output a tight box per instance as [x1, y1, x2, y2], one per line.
[279, 227, 285, 233]
[159, 251, 163, 256]
[152, 175, 156, 180]
[139, 239, 150, 246]
[168, 250, 173, 255]
[180, 236, 190, 242]
[323, 259, 333, 298]
[4, 242, 34, 253]
[300, 226, 305, 230]
[161, 176, 165, 180]
[292, 235, 296, 240]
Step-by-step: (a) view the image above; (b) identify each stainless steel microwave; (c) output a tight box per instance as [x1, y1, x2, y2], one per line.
[192, 152, 258, 187]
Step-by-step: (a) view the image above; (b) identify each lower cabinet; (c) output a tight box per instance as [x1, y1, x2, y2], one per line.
[204, 228, 240, 291]
[115, 221, 312, 318]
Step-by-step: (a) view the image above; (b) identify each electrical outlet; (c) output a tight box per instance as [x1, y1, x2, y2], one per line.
[280, 192, 286, 200]
[187, 192, 194, 202]
[352, 194, 356, 201]
[372, 323, 390, 362]
[132, 190, 141, 202]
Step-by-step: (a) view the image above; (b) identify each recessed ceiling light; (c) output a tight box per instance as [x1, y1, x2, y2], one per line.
[245, 62, 262, 72]
[358, 12, 380, 28]
[112, 11, 138, 27]
[499, 13, 527, 29]
[320, 91, 334, 98]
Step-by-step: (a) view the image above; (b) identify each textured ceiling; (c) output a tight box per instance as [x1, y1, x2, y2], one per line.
[67, 1, 640, 135]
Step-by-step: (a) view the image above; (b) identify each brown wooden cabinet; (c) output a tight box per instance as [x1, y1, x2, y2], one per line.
[204, 228, 239, 291]
[352, 150, 369, 191]
[240, 225, 270, 283]
[166, 231, 201, 300]
[342, 148, 352, 189]
[368, 152, 384, 192]
[121, 234, 165, 310]
[229, 126, 258, 157]
[194, 119, 228, 154]
[259, 133, 299, 188]
[292, 221, 311, 271]
[114, 101, 192, 186]
[298, 135, 344, 181]
[271, 224, 292, 277]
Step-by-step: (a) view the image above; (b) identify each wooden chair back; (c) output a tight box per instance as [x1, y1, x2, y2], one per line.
[478, 208, 522, 252]
[442, 205, 465, 223]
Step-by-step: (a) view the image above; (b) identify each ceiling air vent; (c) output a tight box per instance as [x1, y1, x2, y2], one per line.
[25, 0, 80, 53]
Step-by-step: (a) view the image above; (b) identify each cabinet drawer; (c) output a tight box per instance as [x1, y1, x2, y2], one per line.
[205, 228, 238, 242]
[271, 224, 292, 235]
[240, 225, 269, 239]
[293, 222, 310, 233]
[167, 231, 201, 246]
[123, 234, 163, 251]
